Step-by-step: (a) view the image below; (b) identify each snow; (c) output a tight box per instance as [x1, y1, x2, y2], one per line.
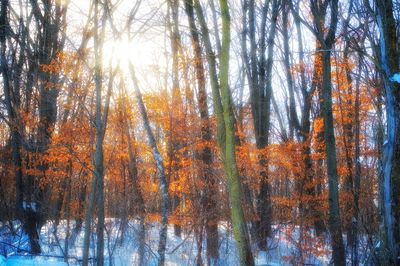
[0, 220, 337, 265]
[5, 256, 67, 266]
[21, 201, 37, 212]
[0, 255, 6, 266]
[389, 73, 400, 84]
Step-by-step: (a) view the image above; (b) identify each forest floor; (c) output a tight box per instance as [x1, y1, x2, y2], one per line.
[0, 219, 332, 265]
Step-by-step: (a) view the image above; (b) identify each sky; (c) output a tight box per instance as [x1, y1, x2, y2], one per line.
[62, 0, 323, 141]
[9, 0, 326, 141]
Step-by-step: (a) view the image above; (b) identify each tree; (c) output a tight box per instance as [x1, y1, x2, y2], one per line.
[194, 0, 255, 264]
[241, 0, 280, 249]
[82, 0, 114, 264]
[129, 63, 170, 266]
[1, 0, 68, 254]
[374, 0, 400, 263]
[310, 0, 345, 264]
[184, 0, 219, 263]
[0, 0, 398, 264]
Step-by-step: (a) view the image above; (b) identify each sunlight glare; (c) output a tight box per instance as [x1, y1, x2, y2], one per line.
[103, 37, 135, 70]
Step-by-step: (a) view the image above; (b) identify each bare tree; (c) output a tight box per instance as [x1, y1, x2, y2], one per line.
[184, 0, 219, 264]
[242, 0, 280, 249]
[194, 0, 255, 264]
[82, 1, 114, 264]
[374, 0, 400, 264]
[310, 0, 345, 264]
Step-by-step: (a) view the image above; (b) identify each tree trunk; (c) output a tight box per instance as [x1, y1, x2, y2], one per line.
[167, 0, 184, 238]
[375, 0, 400, 263]
[219, 1, 254, 264]
[290, 1, 326, 235]
[311, 1, 345, 264]
[124, 104, 146, 266]
[184, 0, 219, 262]
[82, 1, 110, 264]
[193, 0, 254, 264]
[129, 63, 170, 266]
[241, 0, 279, 249]
[321, 49, 346, 266]
[352, 60, 362, 266]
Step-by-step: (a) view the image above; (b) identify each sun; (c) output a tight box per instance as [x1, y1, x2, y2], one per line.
[102, 35, 167, 76]
[102, 37, 135, 71]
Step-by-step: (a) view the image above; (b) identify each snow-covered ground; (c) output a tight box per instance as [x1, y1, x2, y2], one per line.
[0, 220, 330, 265]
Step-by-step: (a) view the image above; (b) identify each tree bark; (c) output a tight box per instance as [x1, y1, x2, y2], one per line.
[82, 1, 111, 264]
[242, 0, 279, 249]
[311, 1, 345, 264]
[129, 63, 170, 266]
[219, 1, 254, 265]
[375, 0, 400, 263]
[194, 0, 255, 264]
[184, 0, 219, 262]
